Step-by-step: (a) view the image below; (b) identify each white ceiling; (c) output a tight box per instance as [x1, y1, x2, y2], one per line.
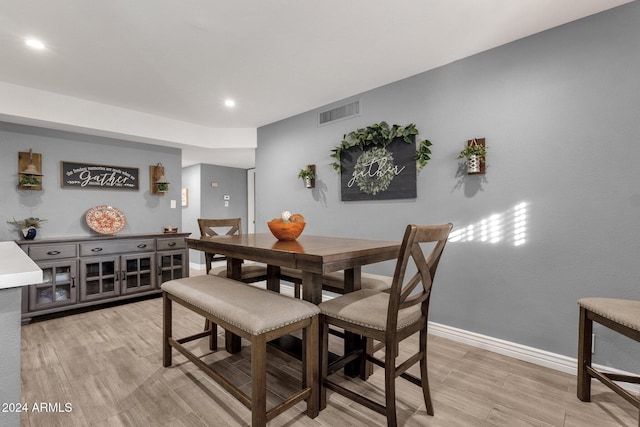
[0, 0, 632, 168]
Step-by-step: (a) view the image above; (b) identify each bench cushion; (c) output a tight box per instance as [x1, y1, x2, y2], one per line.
[578, 297, 640, 332]
[162, 276, 320, 335]
[280, 267, 392, 291]
[210, 263, 268, 280]
[322, 271, 392, 292]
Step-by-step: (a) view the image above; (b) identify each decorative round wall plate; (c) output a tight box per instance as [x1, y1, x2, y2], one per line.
[85, 205, 126, 235]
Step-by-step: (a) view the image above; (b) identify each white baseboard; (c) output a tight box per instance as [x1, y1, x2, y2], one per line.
[428, 321, 639, 392]
[428, 322, 576, 374]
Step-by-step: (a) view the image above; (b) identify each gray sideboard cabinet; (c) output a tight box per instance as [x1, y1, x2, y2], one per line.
[18, 233, 190, 322]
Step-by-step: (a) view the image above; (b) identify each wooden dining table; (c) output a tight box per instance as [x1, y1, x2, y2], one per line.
[186, 232, 401, 375]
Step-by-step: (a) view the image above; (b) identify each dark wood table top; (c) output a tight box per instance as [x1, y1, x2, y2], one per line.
[186, 233, 401, 275]
[188, 233, 400, 366]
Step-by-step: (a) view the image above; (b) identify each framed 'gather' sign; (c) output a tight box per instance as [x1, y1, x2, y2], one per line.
[331, 122, 431, 202]
[339, 137, 417, 201]
[61, 161, 139, 190]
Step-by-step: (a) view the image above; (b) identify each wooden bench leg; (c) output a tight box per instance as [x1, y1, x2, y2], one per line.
[163, 292, 172, 367]
[251, 334, 267, 427]
[305, 315, 319, 418]
[577, 306, 593, 401]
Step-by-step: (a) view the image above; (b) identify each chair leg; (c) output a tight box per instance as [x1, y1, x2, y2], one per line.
[162, 293, 172, 367]
[320, 318, 330, 411]
[305, 315, 319, 418]
[385, 344, 398, 427]
[420, 328, 434, 415]
[577, 306, 593, 402]
[251, 334, 267, 427]
[360, 337, 370, 380]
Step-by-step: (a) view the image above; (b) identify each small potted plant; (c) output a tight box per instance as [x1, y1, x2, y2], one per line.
[7, 217, 47, 240]
[298, 166, 315, 188]
[457, 140, 487, 174]
[20, 174, 42, 187]
[156, 182, 169, 193]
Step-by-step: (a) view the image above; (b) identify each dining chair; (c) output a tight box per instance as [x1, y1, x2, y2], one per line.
[198, 218, 269, 282]
[577, 297, 640, 425]
[319, 223, 453, 426]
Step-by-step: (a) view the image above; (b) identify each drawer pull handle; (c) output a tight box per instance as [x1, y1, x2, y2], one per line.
[91, 248, 103, 253]
[137, 244, 147, 248]
[47, 250, 61, 256]
[168, 242, 177, 247]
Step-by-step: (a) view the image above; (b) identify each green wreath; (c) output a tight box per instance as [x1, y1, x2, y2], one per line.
[330, 122, 432, 173]
[351, 147, 396, 195]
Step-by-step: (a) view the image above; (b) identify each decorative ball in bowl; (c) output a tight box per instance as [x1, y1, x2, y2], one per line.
[267, 212, 306, 241]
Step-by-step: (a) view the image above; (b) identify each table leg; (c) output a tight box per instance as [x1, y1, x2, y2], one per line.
[225, 257, 243, 354]
[342, 267, 362, 292]
[227, 258, 242, 279]
[343, 267, 363, 377]
[266, 265, 281, 293]
[301, 271, 322, 304]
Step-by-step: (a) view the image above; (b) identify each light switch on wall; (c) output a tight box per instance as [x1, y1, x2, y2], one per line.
[170, 200, 176, 209]
[225, 201, 229, 207]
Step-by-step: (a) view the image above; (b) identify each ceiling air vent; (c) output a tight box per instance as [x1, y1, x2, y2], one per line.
[318, 100, 360, 126]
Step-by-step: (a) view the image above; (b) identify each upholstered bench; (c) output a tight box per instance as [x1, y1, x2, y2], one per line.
[577, 297, 640, 423]
[279, 267, 392, 295]
[162, 275, 320, 427]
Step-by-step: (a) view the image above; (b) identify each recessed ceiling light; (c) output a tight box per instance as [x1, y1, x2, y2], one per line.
[224, 99, 236, 108]
[25, 38, 46, 50]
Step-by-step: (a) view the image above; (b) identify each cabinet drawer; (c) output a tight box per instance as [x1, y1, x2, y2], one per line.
[157, 238, 185, 251]
[79, 239, 156, 256]
[29, 244, 77, 261]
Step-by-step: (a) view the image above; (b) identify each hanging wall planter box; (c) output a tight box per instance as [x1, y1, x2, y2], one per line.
[458, 138, 486, 175]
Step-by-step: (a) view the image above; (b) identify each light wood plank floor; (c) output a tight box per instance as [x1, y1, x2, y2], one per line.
[21, 292, 637, 426]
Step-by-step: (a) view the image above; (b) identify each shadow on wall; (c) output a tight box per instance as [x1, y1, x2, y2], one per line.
[311, 179, 328, 207]
[453, 162, 489, 197]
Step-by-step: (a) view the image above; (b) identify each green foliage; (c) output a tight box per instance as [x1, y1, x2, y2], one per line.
[7, 217, 47, 229]
[457, 143, 487, 159]
[20, 174, 41, 186]
[297, 167, 315, 180]
[330, 122, 432, 173]
[156, 183, 169, 192]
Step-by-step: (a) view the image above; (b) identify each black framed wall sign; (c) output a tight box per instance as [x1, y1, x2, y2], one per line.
[61, 161, 139, 190]
[340, 137, 417, 201]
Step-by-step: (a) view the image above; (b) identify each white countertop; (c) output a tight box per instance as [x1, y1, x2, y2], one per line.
[0, 241, 42, 289]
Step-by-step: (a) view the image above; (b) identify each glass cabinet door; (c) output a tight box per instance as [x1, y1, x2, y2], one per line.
[29, 260, 78, 311]
[80, 256, 120, 301]
[121, 253, 155, 294]
[157, 250, 186, 285]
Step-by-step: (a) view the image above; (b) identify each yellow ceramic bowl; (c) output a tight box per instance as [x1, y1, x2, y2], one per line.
[267, 221, 306, 241]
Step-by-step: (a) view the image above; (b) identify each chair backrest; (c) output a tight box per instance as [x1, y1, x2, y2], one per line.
[386, 223, 453, 333]
[198, 218, 243, 238]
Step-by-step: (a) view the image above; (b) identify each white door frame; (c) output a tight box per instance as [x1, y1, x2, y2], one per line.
[247, 169, 256, 233]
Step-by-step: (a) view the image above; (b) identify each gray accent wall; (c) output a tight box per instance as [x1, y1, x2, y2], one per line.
[1, 122, 182, 242]
[256, 2, 640, 372]
[182, 163, 249, 266]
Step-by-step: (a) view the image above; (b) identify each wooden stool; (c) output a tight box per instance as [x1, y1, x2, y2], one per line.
[162, 275, 320, 427]
[577, 297, 640, 426]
